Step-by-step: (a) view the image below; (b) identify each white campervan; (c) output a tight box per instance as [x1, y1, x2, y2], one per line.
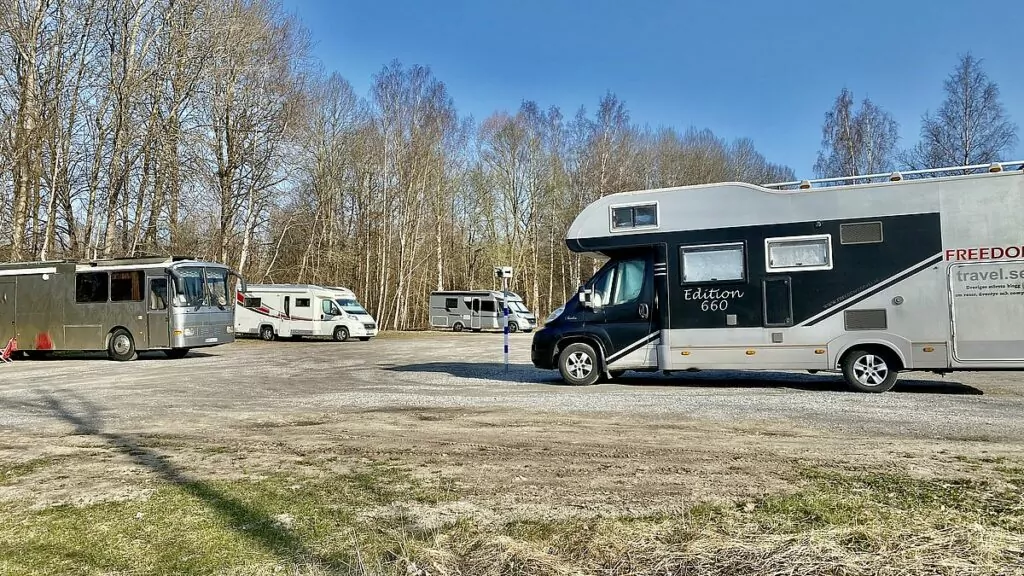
[329, 287, 378, 338]
[236, 284, 369, 342]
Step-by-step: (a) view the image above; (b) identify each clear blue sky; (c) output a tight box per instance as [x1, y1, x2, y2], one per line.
[281, 0, 1024, 177]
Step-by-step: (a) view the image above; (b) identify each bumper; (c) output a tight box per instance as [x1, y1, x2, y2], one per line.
[531, 329, 557, 369]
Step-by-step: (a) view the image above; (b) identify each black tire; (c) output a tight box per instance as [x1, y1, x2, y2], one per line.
[472, 328, 482, 333]
[452, 322, 464, 333]
[558, 342, 601, 386]
[508, 322, 519, 333]
[107, 329, 137, 362]
[24, 350, 52, 360]
[333, 326, 349, 342]
[164, 348, 190, 359]
[359, 337, 371, 342]
[259, 325, 276, 341]
[841, 349, 898, 393]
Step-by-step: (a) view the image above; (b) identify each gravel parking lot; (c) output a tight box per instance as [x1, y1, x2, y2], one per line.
[2, 331, 1024, 512]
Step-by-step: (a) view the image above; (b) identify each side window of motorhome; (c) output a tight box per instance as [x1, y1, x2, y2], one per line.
[76, 272, 109, 303]
[243, 297, 261, 308]
[611, 203, 658, 230]
[296, 298, 311, 308]
[445, 297, 458, 309]
[766, 235, 832, 272]
[149, 278, 168, 310]
[612, 259, 645, 305]
[110, 271, 144, 302]
[480, 300, 497, 313]
[680, 243, 745, 284]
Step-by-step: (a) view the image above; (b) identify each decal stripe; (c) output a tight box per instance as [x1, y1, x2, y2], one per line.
[800, 253, 943, 327]
[606, 331, 660, 362]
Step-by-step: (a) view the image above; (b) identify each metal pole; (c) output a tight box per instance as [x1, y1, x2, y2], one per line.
[502, 277, 509, 372]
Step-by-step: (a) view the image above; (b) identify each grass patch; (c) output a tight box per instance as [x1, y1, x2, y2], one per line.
[2, 461, 1023, 575]
[0, 457, 58, 485]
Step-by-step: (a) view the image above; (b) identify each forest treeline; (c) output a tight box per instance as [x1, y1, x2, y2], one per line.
[0, 0, 1017, 328]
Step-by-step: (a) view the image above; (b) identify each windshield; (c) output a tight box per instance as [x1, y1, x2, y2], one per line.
[335, 298, 368, 315]
[173, 266, 233, 308]
[508, 301, 530, 314]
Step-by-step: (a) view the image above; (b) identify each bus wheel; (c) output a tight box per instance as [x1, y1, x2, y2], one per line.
[259, 326, 275, 341]
[108, 329, 137, 362]
[842, 349, 898, 393]
[164, 348, 190, 359]
[558, 342, 601, 386]
[452, 322, 464, 333]
[333, 326, 349, 342]
[508, 322, 519, 333]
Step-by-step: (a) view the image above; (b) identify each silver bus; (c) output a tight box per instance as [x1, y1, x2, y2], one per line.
[0, 256, 244, 360]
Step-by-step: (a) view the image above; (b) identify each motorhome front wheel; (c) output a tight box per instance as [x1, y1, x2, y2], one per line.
[558, 342, 601, 386]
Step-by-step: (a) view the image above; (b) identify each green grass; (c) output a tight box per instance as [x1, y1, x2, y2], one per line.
[0, 458, 59, 485]
[1, 458, 1023, 575]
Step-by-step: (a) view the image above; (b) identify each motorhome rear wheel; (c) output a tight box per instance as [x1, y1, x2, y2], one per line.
[841, 349, 898, 393]
[452, 322, 464, 332]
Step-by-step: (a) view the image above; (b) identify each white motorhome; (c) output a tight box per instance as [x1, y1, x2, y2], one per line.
[429, 290, 536, 332]
[236, 284, 369, 342]
[532, 161, 1024, 392]
[329, 287, 378, 338]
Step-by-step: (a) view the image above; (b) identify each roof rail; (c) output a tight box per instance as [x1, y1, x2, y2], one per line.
[763, 160, 1024, 190]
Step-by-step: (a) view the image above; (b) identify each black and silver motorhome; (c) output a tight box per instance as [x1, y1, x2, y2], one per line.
[532, 161, 1024, 392]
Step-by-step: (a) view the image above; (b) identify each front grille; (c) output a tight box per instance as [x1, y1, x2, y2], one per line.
[364, 323, 376, 330]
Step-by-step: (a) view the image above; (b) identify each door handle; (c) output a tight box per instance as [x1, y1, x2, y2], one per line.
[639, 303, 649, 319]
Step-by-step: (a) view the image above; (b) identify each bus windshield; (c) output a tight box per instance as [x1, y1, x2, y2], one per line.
[335, 298, 368, 315]
[173, 266, 233, 308]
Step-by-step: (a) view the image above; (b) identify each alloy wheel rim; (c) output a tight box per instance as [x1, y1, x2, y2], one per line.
[853, 354, 888, 386]
[566, 351, 593, 379]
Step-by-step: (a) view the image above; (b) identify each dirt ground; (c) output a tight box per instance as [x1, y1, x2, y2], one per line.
[2, 332, 1024, 518]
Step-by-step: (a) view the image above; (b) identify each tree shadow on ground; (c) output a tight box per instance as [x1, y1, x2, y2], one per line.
[3, 391, 349, 571]
[386, 362, 984, 395]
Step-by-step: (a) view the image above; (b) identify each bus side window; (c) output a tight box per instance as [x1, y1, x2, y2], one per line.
[76, 272, 109, 303]
[149, 278, 168, 311]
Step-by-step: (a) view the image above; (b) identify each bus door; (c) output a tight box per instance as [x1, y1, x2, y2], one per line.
[471, 298, 482, 329]
[147, 276, 170, 348]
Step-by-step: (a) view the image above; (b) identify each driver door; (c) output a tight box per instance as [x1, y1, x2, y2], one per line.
[598, 256, 656, 366]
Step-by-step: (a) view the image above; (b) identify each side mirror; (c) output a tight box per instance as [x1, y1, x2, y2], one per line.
[579, 287, 596, 309]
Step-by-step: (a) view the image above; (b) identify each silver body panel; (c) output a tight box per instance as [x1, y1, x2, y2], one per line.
[0, 258, 236, 353]
[429, 290, 535, 331]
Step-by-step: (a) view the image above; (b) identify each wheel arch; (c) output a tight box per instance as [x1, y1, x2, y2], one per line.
[105, 326, 134, 348]
[831, 337, 908, 371]
[553, 334, 608, 371]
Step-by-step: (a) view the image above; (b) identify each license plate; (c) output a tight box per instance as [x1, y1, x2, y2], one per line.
[204, 337, 218, 343]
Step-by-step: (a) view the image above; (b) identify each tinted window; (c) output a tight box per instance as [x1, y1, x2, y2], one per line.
[296, 298, 311, 308]
[76, 272, 108, 303]
[612, 206, 633, 229]
[611, 203, 658, 230]
[445, 297, 458, 309]
[110, 271, 144, 302]
[480, 300, 496, 313]
[243, 297, 262, 308]
[680, 243, 745, 284]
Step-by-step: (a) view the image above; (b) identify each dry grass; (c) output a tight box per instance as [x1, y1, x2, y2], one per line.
[2, 458, 1023, 575]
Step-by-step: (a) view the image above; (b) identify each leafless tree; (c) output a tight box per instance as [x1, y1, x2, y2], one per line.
[814, 88, 900, 179]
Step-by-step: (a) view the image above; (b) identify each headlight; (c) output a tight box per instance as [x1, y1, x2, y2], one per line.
[545, 306, 564, 324]
[183, 327, 195, 337]
[226, 325, 234, 333]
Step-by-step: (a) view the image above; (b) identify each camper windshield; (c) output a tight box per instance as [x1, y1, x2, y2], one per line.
[173, 267, 205, 306]
[172, 266, 232, 307]
[508, 301, 529, 313]
[335, 298, 368, 315]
